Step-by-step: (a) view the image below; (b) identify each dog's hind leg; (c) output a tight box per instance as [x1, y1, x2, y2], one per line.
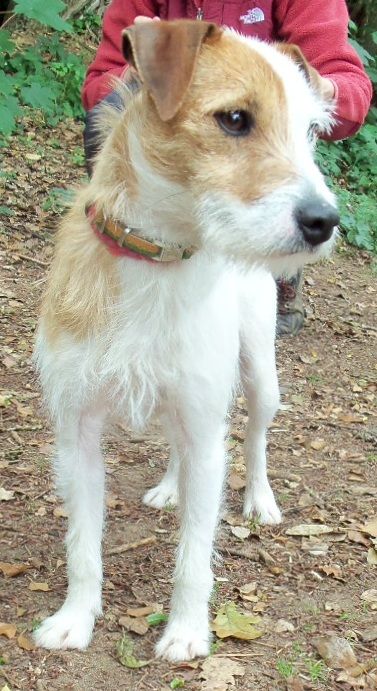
[240, 271, 281, 525]
[143, 413, 179, 509]
[34, 410, 105, 650]
[155, 402, 227, 661]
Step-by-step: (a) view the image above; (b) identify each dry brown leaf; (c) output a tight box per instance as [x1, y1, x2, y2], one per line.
[310, 439, 326, 450]
[17, 633, 35, 650]
[126, 605, 160, 618]
[228, 472, 246, 491]
[29, 581, 49, 592]
[231, 526, 250, 540]
[0, 623, 17, 639]
[237, 582, 258, 602]
[286, 524, 333, 537]
[0, 488, 14, 502]
[274, 619, 295, 633]
[367, 548, 377, 565]
[336, 670, 367, 688]
[53, 506, 68, 518]
[0, 562, 30, 577]
[119, 615, 149, 635]
[313, 635, 357, 670]
[360, 589, 377, 604]
[319, 565, 344, 580]
[200, 656, 245, 691]
[348, 530, 370, 547]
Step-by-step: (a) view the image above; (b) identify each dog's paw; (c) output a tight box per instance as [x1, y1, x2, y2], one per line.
[156, 625, 210, 662]
[243, 486, 282, 525]
[143, 481, 178, 509]
[34, 607, 96, 650]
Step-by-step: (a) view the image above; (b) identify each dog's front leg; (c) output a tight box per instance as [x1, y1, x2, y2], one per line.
[34, 411, 105, 650]
[156, 410, 226, 662]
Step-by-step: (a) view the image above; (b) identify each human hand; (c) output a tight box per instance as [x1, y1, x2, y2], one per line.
[134, 15, 160, 23]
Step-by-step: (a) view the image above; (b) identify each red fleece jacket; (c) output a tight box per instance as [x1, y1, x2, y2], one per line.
[82, 0, 372, 140]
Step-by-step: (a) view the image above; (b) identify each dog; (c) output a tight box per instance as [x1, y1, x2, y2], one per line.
[34, 20, 338, 661]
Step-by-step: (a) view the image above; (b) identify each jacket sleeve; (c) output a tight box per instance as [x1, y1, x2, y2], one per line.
[274, 0, 373, 140]
[82, 0, 162, 111]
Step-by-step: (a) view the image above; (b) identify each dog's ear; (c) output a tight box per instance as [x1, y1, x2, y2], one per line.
[276, 43, 330, 100]
[122, 20, 222, 121]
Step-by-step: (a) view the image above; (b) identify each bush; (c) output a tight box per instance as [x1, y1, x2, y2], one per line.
[0, 0, 86, 136]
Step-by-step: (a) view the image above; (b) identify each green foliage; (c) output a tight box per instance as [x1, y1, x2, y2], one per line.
[315, 19, 377, 256]
[0, 1, 85, 136]
[13, 0, 72, 32]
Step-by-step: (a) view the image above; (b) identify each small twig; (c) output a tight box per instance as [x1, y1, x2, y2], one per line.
[17, 253, 49, 268]
[107, 535, 157, 556]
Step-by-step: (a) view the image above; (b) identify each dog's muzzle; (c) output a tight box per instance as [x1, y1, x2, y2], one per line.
[294, 196, 339, 246]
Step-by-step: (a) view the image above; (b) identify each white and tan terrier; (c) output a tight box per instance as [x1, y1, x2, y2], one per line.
[34, 20, 338, 661]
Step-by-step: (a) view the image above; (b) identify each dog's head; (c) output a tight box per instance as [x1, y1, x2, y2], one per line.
[122, 20, 338, 272]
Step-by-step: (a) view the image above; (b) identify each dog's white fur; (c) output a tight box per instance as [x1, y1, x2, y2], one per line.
[34, 24, 337, 661]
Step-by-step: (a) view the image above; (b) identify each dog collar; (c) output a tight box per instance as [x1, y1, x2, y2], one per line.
[86, 204, 197, 262]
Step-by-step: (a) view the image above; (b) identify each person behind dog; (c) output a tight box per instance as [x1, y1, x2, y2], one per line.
[82, 0, 372, 336]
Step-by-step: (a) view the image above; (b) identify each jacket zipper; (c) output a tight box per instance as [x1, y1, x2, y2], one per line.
[196, 7, 203, 20]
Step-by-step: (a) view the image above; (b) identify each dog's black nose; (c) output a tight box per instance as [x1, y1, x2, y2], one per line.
[295, 198, 339, 246]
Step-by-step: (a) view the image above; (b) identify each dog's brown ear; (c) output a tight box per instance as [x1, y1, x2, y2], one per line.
[277, 43, 329, 100]
[122, 20, 222, 121]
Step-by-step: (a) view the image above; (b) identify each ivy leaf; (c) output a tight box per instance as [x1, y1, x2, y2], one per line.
[0, 30, 15, 54]
[0, 71, 15, 97]
[211, 602, 263, 640]
[13, 0, 72, 33]
[116, 633, 149, 669]
[20, 82, 56, 113]
[0, 96, 21, 136]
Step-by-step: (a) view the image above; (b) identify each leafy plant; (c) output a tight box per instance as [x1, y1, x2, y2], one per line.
[0, 2, 85, 136]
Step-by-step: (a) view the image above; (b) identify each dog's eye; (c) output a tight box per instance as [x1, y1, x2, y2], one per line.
[214, 110, 253, 137]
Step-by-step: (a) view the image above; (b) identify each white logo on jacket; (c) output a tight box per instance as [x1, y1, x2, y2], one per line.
[240, 8, 265, 24]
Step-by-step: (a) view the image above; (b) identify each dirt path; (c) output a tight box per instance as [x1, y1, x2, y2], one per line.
[1, 123, 376, 690]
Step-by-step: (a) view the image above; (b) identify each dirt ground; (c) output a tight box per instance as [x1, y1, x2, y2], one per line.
[1, 121, 377, 691]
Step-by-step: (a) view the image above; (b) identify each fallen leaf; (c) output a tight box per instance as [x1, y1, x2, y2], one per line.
[146, 612, 168, 627]
[35, 506, 47, 517]
[274, 618, 295, 633]
[53, 506, 68, 518]
[29, 581, 49, 592]
[361, 517, 377, 538]
[126, 605, 159, 618]
[0, 488, 14, 501]
[319, 565, 344, 580]
[301, 538, 329, 556]
[367, 548, 377, 565]
[360, 589, 377, 604]
[17, 633, 35, 650]
[361, 626, 377, 642]
[118, 615, 149, 635]
[228, 472, 246, 491]
[336, 670, 367, 687]
[237, 582, 258, 602]
[348, 530, 370, 547]
[211, 602, 263, 640]
[231, 526, 250, 540]
[310, 439, 326, 450]
[0, 562, 30, 577]
[116, 633, 149, 668]
[286, 524, 333, 537]
[0, 623, 17, 639]
[200, 656, 245, 691]
[313, 635, 357, 670]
